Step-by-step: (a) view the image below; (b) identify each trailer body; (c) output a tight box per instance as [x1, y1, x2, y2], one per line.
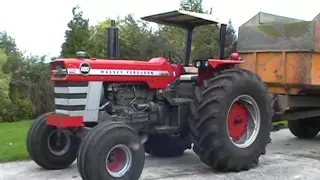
[238, 12, 320, 138]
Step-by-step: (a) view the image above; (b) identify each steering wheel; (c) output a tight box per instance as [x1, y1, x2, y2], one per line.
[163, 51, 184, 64]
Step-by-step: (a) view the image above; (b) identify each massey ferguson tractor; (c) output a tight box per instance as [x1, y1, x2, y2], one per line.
[26, 10, 272, 180]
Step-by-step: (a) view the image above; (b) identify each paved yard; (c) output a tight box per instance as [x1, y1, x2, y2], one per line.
[1, 129, 320, 180]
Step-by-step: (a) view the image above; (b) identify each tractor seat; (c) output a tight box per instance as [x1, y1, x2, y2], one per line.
[179, 74, 198, 82]
[179, 66, 198, 82]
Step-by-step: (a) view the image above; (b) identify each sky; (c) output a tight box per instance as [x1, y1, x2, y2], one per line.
[0, 0, 319, 58]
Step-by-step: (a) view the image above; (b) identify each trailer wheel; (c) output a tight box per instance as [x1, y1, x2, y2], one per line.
[288, 118, 320, 139]
[26, 112, 80, 170]
[144, 134, 191, 158]
[77, 121, 145, 180]
[189, 68, 272, 172]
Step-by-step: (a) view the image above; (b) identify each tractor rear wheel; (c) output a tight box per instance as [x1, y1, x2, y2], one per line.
[144, 134, 191, 158]
[26, 112, 80, 169]
[77, 121, 145, 180]
[288, 118, 320, 139]
[189, 68, 272, 172]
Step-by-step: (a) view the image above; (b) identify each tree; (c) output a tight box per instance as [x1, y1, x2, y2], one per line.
[180, 0, 204, 13]
[0, 32, 46, 121]
[86, 18, 112, 59]
[0, 48, 13, 121]
[192, 25, 220, 59]
[156, 26, 185, 60]
[85, 15, 155, 60]
[0, 32, 24, 75]
[60, 6, 91, 58]
[118, 15, 152, 60]
[0, 32, 37, 121]
[225, 19, 238, 57]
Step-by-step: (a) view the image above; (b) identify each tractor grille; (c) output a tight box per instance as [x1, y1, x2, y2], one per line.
[54, 81, 89, 116]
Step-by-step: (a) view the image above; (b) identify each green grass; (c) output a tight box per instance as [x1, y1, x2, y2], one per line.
[273, 120, 288, 128]
[0, 120, 33, 162]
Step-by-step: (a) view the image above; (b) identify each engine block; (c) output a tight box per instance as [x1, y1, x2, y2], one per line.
[104, 83, 165, 123]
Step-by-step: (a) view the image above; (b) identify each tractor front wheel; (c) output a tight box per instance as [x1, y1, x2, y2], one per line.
[77, 121, 145, 180]
[26, 112, 80, 169]
[189, 68, 272, 171]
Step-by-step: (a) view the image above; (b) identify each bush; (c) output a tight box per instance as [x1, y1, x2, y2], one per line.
[0, 103, 18, 122]
[0, 88, 35, 122]
[15, 97, 35, 120]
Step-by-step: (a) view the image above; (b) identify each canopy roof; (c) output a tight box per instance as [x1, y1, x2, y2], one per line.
[141, 10, 225, 28]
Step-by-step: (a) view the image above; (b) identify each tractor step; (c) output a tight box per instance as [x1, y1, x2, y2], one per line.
[172, 98, 193, 105]
[154, 125, 179, 134]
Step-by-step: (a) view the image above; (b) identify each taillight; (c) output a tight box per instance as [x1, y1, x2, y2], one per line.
[231, 53, 242, 61]
[51, 61, 68, 78]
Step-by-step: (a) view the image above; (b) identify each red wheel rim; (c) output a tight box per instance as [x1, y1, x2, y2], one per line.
[106, 144, 132, 178]
[228, 102, 249, 141]
[226, 95, 261, 148]
[107, 148, 126, 172]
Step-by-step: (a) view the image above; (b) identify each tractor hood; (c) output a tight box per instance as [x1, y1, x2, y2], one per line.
[50, 57, 175, 83]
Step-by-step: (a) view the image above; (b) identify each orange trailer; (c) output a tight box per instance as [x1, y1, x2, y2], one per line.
[238, 12, 320, 138]
[240, 51, 320, 95]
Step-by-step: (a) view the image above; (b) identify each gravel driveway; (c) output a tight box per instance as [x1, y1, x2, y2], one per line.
[1, 129, 320, 180]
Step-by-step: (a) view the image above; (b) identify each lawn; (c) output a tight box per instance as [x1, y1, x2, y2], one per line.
[0, 120, 33, 162]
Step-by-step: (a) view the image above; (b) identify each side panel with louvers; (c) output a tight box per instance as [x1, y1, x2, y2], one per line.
[54, 81, 103, 122]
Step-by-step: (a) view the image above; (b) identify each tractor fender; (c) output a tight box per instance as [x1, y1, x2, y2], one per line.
[208, 59, 244, 68]
[208, 53, 244, 68]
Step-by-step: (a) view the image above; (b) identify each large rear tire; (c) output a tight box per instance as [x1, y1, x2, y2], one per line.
[189, 68, 272, 172]
[144, 134, 191, 158]
[288, 118, 320, 139]
[77, 121, 145, 180]
[26, 112, 80, 169]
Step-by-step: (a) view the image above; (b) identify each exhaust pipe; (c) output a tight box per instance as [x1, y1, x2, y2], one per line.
[107, 20, 120, 59]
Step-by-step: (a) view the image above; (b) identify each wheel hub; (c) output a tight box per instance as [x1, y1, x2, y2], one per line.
[47, 129, 71, 156]
[227, 95, 261, 148]
[106, 144, 132, 178]
[228, 103, 249, 140]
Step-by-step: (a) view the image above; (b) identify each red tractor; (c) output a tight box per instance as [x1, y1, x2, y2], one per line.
[27, 10, 272, 180]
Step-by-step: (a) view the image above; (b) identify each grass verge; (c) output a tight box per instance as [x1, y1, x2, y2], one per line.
[273, 120, 288, 128]
[0, 120, 33, 162]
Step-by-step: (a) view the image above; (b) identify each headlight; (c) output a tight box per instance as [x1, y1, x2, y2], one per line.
[204, 61, 209, 67]
[51, 62, 68, 78]
[195, 61, 201, 68]
[194, 60, 209, 68]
